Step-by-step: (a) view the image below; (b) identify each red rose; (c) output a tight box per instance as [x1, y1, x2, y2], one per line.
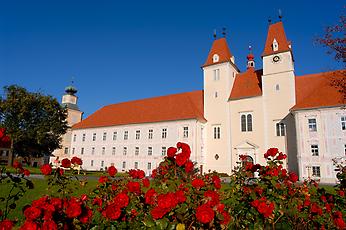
[151, 206, 169, 219]
[338, 190, 345, 197]
[50, 198, 62, 210]
[310, 203, 322, 215]
[212, 175, 221, 189]
[192, 178, 205, 189]
[92, 198, 102, 207]
[71, 156, 83, 165]
[157, 192, 178, 210]
[80, 194, 88, 202]
[175, 190, 186, 203]
[65, 200, 82, 218]
[79, 207, 93, 224]
[145, 189, 157, 205]
[42, 220, 57, 230]
[24, 206, 41, 220]
[175, 153, 189, 166]
[23, 169, 30, 176]
[216, 203, 225, 212]
[98, 176, 109, 184]
[334, 217, 345, 229]
[142, 178, 150, 188]
[276, 152, 287, 160]
[32, 196, 48, 208]
[264, 148, 278, 159]
[127, 181, 141, 194]
[167, 147, 177, 158]
[129, 169, 145, 179]
[13, 161, 22, 169]
[196, 204, 215, 224]
[19, 221, 39, 230]
[40, 164, 52, 175]
[114, 193, 129, 208]
[220, 211, 231, 225]
[108, 166, 117, 177]
[61, 158, 71, 168]
[177, 142, 191, 156]
[204, 190, 220, 207]
[57, 168, 64, 176]
[137, 170, 145, 179]
[0, 219, 14, 230]
[102, 203, 121, 220]
[289, 172, 298, 183]
[184, 161, 194, 173]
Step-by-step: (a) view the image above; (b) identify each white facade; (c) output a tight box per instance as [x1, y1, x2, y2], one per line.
[70, 119, 204, 175]
[293, 107, 346, 183]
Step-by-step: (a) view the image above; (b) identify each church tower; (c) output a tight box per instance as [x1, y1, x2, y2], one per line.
[202, 36, 239, 173]
[261, 21, 296, 156]
[50, 84, 83, 163]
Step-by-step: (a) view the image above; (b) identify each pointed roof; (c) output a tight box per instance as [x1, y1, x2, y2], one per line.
[203, 38, 233, 67]
[72, 90, 206, 130]
[229, 68, 263, 100]
[292, 70, 345, 110]
[262, 21, 291, 57]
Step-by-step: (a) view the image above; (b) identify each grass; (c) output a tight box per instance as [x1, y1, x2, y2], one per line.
[0, 178, 98, 225]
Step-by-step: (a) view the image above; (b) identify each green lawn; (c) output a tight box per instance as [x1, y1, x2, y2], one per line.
[0, 178, 98, 225]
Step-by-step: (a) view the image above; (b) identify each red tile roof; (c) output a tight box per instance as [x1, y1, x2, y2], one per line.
[203, 38, 233, 67]
[292, 70, 345, 110]
[229, 68, 263, 100]
[73, 90, 206, 129]
[262, 22, 291, 57]
[0, 128, 11, 149]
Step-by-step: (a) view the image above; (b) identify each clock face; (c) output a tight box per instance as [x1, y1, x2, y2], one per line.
[273, 55, 281, 63]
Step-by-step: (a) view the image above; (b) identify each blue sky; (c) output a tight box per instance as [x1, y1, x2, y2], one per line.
[0, 0, 343, 117]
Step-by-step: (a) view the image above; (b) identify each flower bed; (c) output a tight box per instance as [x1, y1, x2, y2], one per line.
[0, 143, 345, 229]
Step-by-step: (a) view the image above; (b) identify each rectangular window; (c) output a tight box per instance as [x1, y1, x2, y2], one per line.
[341, 116, 346, 130]
[64, 147, 69, 154]
[101, 160, 104, 168]
[183, 126, 189, 138]
[344, 144, 346, 156]
[103, 132, 107, 141]
[122, 161, 126, 169]
[134, 162, 138, 169]
[148, 147, 153, 156]
[72, 148, 75, 155]
[148, 129, 153, 139]
[91, 147, 95, 155]
[102, 147, 105, 155]
[213, 125, 221, 139]
[311, 145, 319, 156]
[91, 160, 94, 166]
[135, 147, 139, 156]
[213, 69, 220, 81]
[113, 131, 117, 141]
[92, 133, 96, 141]
[312, 166, 321, 177]
[276, 123, 286, 136]
[162, 128, 167, 139]
[241, 113, 253, 132]
[81, 148, 84, 155]
[112, 147, 116, 155]
[124, 131, 128, 140]
[308, 118, 317, 132]
[161, 147, 167, 156]
[82, 134, 86, 142]
[73, 134, 76, 142]
[147, 162, 152, 170]
[123, 147, 127, 156]
[136, 130, 140, 140]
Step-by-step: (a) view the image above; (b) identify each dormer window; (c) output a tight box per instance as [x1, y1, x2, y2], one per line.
[272, 39, 279, 51]
[212, 54, 219, 63]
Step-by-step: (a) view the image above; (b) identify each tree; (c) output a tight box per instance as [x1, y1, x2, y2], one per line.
[0, 85, 68, 164]
[316, 13, 346, 102]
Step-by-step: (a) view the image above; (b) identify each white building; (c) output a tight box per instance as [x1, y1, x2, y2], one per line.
[53, 20, 345, 183]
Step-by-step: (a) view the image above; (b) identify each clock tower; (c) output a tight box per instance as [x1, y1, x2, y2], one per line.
[261, 21, 296, 156]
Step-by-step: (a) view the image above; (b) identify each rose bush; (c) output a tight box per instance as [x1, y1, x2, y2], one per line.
[1, 143, 345, 229]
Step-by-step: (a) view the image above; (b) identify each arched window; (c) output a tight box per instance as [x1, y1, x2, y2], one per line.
[247, 114, 253, 131]
[241, 115, 246, 132]
[241, 155, 254, 167]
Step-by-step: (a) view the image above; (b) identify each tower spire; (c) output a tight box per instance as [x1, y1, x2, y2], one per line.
[246, 45, 255, 69]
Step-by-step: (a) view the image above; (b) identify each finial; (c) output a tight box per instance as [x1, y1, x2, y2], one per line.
[268, 17, 272, 24]
[71, 76, 75, 86]
[213, 29, 217, 39]
[278, 9, 283, 21]
[248, 45, 252, 53]
[222, 27, 226, 37]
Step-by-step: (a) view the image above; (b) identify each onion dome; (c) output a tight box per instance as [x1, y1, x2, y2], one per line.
[65, 85, 77, 95]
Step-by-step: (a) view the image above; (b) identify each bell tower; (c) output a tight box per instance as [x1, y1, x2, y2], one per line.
[202, 34, 239, 173]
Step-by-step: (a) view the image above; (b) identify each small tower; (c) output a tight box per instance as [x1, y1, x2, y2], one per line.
[246, 46, 255, 69]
